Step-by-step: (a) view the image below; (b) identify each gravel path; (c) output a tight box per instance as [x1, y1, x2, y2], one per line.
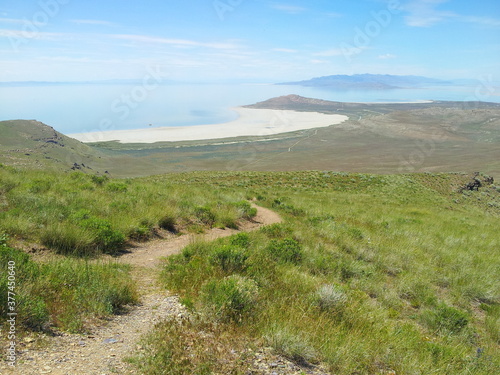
[2, 205, 330, 375]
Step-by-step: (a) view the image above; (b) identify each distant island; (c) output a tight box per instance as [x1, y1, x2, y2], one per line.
[277, 74, 451, 90]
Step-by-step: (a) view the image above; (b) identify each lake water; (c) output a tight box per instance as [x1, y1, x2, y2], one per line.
[0, 82, 498, 135]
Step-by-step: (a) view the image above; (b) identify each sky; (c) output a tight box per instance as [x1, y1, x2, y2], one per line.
[0, 0, 499, 82]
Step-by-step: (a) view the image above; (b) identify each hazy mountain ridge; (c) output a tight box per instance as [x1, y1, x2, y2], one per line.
[278, 74, 451, 89]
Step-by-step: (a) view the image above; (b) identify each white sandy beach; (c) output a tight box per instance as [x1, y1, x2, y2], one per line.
[68, 107, 348, 144]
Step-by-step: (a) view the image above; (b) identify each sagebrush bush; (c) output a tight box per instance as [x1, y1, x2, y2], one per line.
[315, 284, 348, 312]
[260, 223, 293, 238]
[200, 275, 259, 323]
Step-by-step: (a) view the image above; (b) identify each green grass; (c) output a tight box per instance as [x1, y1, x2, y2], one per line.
[1, 166, 499, 373]
[0, 165, 256, 256]
[152, 171, 499, 374]
[0, 240, 137, 333]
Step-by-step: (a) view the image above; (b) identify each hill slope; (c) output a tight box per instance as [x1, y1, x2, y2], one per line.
[0, 120, 109, 172]
[0, 120, 155, 176]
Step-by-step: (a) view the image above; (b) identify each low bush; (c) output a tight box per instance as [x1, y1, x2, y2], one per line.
[209, 245, 248, 273]
[266, 238, 303, 264]
[200, 275, 259, 323]
[194, 206, 216, 226]
[230, 232, 251, 248]
[158, 214, 176, 232]
[41, 224, 95, 255]
[315, 284, 348, 312]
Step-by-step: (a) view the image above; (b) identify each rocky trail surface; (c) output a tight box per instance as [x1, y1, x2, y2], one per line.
[3, 205, 331, 375]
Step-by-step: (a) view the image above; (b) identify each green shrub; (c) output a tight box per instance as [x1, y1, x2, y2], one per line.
[27, 179, 52, 193]
[106, 181, 128, 192]
[79, 217, 125, 253]
[200, 275, 259, 323]
[0, 246, 49, 330]
[91, 175, 108, 186]
[209, 245, 248, 273]
[194, 206, 216, 226]
[229, 232, 251, 248]
[266, 238, 303, 264]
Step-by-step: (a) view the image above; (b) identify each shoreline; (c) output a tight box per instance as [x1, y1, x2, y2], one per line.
[68, 107, 349, 144]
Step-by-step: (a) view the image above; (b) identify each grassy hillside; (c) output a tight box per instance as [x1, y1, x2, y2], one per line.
[0, 120, 155, 176]
[0, 120, 107, 172]
[0, 165, 255, 335]
[1, 167, 499, 373]
[137, 171, 500, 374]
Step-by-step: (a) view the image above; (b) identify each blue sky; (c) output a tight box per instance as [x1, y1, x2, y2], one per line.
[0, 0, 498, 82]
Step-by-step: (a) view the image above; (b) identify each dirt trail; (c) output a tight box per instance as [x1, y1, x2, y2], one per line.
[118, 203, 282, 269]
[4, 204, 331, 375]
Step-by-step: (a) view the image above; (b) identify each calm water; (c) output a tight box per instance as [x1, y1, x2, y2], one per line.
[0, 83, 498, 134]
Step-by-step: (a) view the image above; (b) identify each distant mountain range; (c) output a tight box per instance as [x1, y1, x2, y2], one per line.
[277, 74, 453, 90]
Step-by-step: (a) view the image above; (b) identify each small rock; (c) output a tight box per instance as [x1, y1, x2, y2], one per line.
[24, 337, 35, 343]
[103, 338, 119, 344]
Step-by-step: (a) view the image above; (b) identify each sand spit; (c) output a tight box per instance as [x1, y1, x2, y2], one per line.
[68, 107, 348, 143]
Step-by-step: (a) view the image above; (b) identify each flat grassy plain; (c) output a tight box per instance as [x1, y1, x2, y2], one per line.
[88, 96, 500, 178]
[2, 165, 499, 373]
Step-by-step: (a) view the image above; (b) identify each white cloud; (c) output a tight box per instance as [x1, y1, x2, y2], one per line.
[0, 18, 24, 24]
[310, 59, 329, 64]
[378, 53, 397, 59]
[271, 4, 306, 14]
[403, 0, 454, 27]
[402, 0, 500, 28]
[71, 19, 116, 27]
[458, 15, 500, 28]
[0, 28, 66, 41]
[111, 34, 240, 50]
